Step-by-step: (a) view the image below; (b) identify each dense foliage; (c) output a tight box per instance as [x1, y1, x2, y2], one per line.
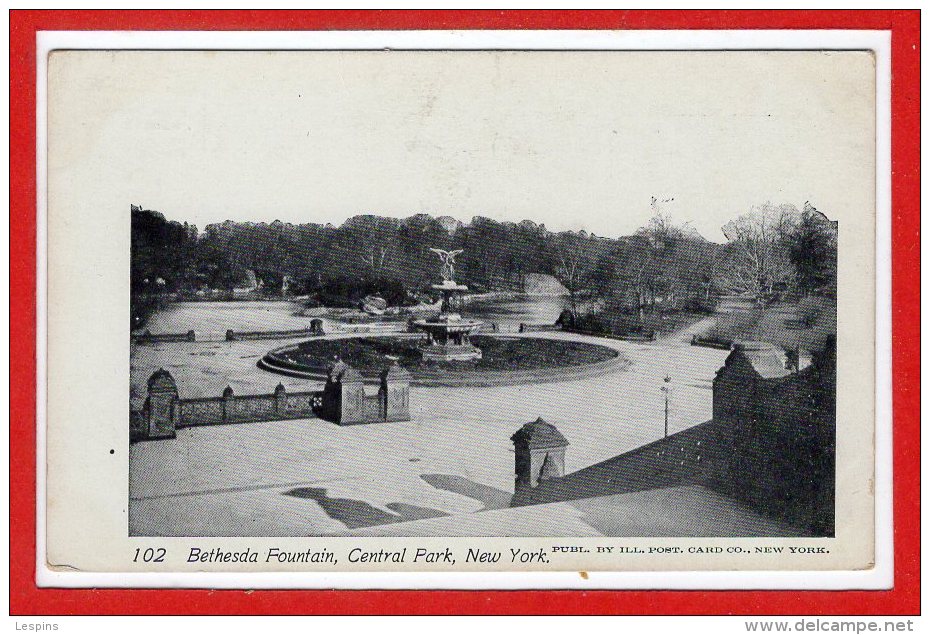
[130, 201, 838, 330]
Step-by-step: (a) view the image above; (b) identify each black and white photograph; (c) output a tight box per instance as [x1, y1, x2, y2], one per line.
[43, 45, 878, 573]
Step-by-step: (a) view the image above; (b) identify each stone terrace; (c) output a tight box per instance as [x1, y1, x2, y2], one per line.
[130, 301, 730, 536]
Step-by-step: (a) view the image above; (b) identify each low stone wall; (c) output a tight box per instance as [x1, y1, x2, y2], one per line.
[520, 311, 660, 340]
[691, 334, 733, 350]
[259, 334, 425, 380]
[518, 323, 561, 333]
[260, 335, 628, 388]
[131, 376, 323, 442]
[134, 319, 422, 344]
[329, 321, 411, 335]
[565, 326, 657, 342]
[512, 419, 725, 509]
[132, 363, 410, 441]
[134, 329, 196, 344]
[226, 325, 322, 341]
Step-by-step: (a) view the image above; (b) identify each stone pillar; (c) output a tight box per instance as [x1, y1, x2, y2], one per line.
[146, 369, 179, 439]
[379, 362, 411, 422]
[222, 385, 235, 423]
[511, 417, 569, 490]
[337, 366, 366, 425]
[274, 383, 287, 417]
[324, 359, 366, 424]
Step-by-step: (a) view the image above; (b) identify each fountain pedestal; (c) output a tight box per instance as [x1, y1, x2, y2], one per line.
[413, 281, 483, 362]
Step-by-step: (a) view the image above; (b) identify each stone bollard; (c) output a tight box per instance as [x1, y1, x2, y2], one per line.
[222, 385, 235, 422]
[145, 369, 179, 439]
[274, 383, 287, 417]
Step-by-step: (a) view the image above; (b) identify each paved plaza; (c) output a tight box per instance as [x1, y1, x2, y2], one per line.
[130, 302, 732, 536]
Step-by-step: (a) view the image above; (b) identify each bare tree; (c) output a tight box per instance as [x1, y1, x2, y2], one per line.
[632, 202, 685, 313]
[718, 203, 800, 303]
[362, 242, 393, 277]
[355, 217, 398, 278]
[551, 233, 598, 314]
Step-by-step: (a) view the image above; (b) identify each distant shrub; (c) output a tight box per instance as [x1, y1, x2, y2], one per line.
[573, 312, 652, 338]
[304, 276, 417, 309]
[130, 292, 168, 330]
[679, 297, 717, 315]
[796, 296, 827, 328]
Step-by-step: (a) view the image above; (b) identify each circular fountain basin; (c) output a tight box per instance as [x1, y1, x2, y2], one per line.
[412, 313, 485, 362]
[259, 334, 627, 387]
[412, 316, 484, 333]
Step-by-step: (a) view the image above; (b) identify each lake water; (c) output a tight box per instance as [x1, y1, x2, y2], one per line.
[461, 294, 586, 329]
[140, 295, 588, 338]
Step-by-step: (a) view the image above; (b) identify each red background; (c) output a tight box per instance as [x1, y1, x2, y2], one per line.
[9, 10, 920, 615]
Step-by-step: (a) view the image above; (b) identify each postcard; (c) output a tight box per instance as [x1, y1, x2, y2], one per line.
[42, 42, 881, 585]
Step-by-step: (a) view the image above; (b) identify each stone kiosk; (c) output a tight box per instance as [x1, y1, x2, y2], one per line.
[511, 417, 569, 491]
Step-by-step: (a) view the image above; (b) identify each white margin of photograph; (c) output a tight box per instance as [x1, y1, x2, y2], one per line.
[35, 28, 892, 591]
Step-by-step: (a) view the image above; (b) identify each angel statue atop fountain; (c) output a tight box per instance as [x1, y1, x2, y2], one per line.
[428, 248, 464, 283]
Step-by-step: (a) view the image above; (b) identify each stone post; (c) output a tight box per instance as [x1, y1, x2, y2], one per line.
[274, 383, 287, 418]
[222, 385, 235, 423]
[511, 417, 569, 490]
[336, 365, 366, 425]
[145, 369, 179, 439]
[379, 362, 411, 422]
[324, 359, 366, 425]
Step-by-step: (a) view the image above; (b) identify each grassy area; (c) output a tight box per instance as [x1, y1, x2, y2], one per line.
[281, 335, 619, 373]
[574, 308, 713, 339]
[702, 296, 836, 351]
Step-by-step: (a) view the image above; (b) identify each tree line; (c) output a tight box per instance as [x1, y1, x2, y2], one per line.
[131, 202, 837, 328]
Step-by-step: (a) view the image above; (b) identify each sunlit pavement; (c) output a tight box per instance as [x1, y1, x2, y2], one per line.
[130, 302, 729, 536]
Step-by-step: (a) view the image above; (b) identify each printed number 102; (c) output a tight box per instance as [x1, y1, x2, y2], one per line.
[133, 547, 166, 563]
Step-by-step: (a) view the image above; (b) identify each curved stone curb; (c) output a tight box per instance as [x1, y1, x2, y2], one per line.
[259, 334, 630, 388]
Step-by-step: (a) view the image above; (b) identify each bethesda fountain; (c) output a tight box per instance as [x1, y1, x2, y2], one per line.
[412, 248, 484, 362]
[259, 246, 621, 384]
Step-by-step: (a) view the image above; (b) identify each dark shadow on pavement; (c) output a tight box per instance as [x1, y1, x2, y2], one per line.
[284, 487, 448, 529]
[385, 502, 448, 521]
[420, 473, 512, 510]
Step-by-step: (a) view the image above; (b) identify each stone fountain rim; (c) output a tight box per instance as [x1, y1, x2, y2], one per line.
[257, 332, 628, 388]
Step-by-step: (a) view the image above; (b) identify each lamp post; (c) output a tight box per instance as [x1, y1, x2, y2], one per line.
[661, 374, 672, 438]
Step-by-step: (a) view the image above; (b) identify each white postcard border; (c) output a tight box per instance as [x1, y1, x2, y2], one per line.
[35, 28, 892, 590]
